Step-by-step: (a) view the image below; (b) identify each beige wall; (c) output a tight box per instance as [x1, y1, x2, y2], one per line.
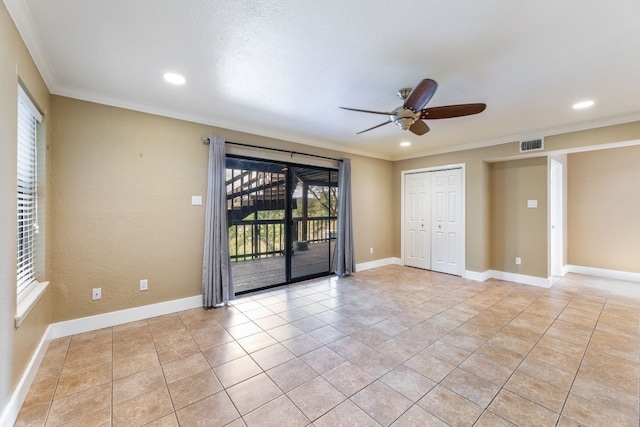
[0, 2, 52, 415]
[4, 0, 640, 417]
[50, 97, 211, 321]
[568, 145, 640, 273]
[393, 142, 520, 273]
[350, 155, 395, 262]
[489, 157, 548, 277]
[392, 122, 640, 278]
[50, 96, 394, 322]
[545, 121, 640, 151]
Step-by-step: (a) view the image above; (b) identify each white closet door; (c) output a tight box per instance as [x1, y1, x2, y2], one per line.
[404, 172, 431, 269]
[431, 169, 463, 275]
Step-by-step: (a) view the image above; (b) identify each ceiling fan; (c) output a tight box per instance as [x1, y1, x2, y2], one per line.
[340, 78, 486, 135]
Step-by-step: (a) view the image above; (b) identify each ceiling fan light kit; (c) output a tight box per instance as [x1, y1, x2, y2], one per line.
[340, 78, 486, 136]
[393, 115, 418, 131]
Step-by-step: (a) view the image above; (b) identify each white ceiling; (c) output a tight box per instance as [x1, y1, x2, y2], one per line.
[6, 0, 640, 160]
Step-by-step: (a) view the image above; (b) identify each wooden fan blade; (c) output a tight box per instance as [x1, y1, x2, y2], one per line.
[409, 120, 430, 136]
[420, 103, 486, 119]
[356, 120, 392, 134]
[340, 106, 393, 115]
[404, 78, 438, 112]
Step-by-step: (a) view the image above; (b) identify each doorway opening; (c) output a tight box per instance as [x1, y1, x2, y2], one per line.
[226, 156, 338, 294]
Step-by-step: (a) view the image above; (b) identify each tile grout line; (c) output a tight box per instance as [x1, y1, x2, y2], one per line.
[554, 287, 610, 426]
[44, 336, 70, 427]
[17, 269, 639, 426]
[451, 284, 580, 425]
[476, 285, 607, 426]
[241, 293, 348, 425]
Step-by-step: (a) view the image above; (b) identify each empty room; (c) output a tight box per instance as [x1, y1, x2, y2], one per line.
[2, 1, 639, 426]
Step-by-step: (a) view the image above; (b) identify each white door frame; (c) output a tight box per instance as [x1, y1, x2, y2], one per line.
[549, 159, 564, 277]
[401, 163, 466, 276]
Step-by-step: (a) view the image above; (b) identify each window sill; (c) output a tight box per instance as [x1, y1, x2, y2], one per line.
[15, 281, 49, 328]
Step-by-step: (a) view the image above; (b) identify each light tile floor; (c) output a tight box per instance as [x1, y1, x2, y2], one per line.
[15, 266, 640, 426]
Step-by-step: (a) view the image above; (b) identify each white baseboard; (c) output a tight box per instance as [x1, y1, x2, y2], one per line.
[0, 328, 52, 427]
[2, 294, 204, 425]
[464, 269, 552, 288]
[50, 294, 203, 339]
[465, 270, 491, 282]
[467, 265, 640, 287]
[356, 257, 402, 272]
[488, 270, 552, 288]
[566, 265, 640, 283]
[13, 261, 607, 424]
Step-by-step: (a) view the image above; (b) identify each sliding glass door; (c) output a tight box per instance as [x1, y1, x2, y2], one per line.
[226, 156, 338, 294]
[290, 166, 338, 281]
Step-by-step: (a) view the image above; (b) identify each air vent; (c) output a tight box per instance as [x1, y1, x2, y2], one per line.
[519, 138, 544, 153]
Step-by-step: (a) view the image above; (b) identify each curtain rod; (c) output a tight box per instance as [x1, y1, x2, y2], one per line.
[201, 137, 342, 163]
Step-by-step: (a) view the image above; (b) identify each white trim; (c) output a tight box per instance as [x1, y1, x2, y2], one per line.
[4, 0, 59, 93]
[2, 294, 202, 425]
[6, 2, 640, 164]
[565, 265, 640, 283]
[49, 295, 202, 339]
[465, 270, 491, 282]
[488, 270, 552, 288]
[15, 281, 49, 328]
[39, 82, 640, 164]
[356, 257, 401, 272]
[7, 264, 635, 426]
[463, 269, 552, 288]
[485, 139, 640, 164]
[549, 159, 564, 277]
[0, 326, 52, 427]
[394, 113, 640, 161]
[49, 85, 387, 160]
[18, 84, 43, 121]
[401, 163, 467, 175]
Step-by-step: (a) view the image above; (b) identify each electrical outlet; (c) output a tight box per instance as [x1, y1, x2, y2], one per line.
[515, 257, 522, 265]
[370, 247, 374, 254]
[92, 288, 101, 300]
[140, 279, 148, 291]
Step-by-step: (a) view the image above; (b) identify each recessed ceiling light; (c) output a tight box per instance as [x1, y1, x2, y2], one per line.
[572, 100, 594, 110]
[400, 141, 411, 147]
[163, 72, 186, 85]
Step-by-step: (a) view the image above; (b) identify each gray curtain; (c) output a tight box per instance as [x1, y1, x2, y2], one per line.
[202, 136, 233, 308]
[335, 158, 355, 277]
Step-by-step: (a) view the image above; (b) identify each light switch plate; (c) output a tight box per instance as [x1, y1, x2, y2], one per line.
[527, 200, 538, 208]
[191, 196, 202, 206]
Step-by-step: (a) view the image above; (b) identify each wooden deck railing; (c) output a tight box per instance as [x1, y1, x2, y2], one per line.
[229, 216, 336, 262]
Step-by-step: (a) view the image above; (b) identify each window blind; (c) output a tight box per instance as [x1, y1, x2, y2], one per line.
[17, 88, 41, 300]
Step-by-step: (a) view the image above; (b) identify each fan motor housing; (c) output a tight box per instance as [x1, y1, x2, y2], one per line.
[390, 107, 419, 130]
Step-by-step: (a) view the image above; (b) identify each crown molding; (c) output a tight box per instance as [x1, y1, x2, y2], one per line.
[7, 0, 640, 164]
[53, 83, 392, 161]
[392, 112, 640, 161]
[4, 0, 58, 91]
